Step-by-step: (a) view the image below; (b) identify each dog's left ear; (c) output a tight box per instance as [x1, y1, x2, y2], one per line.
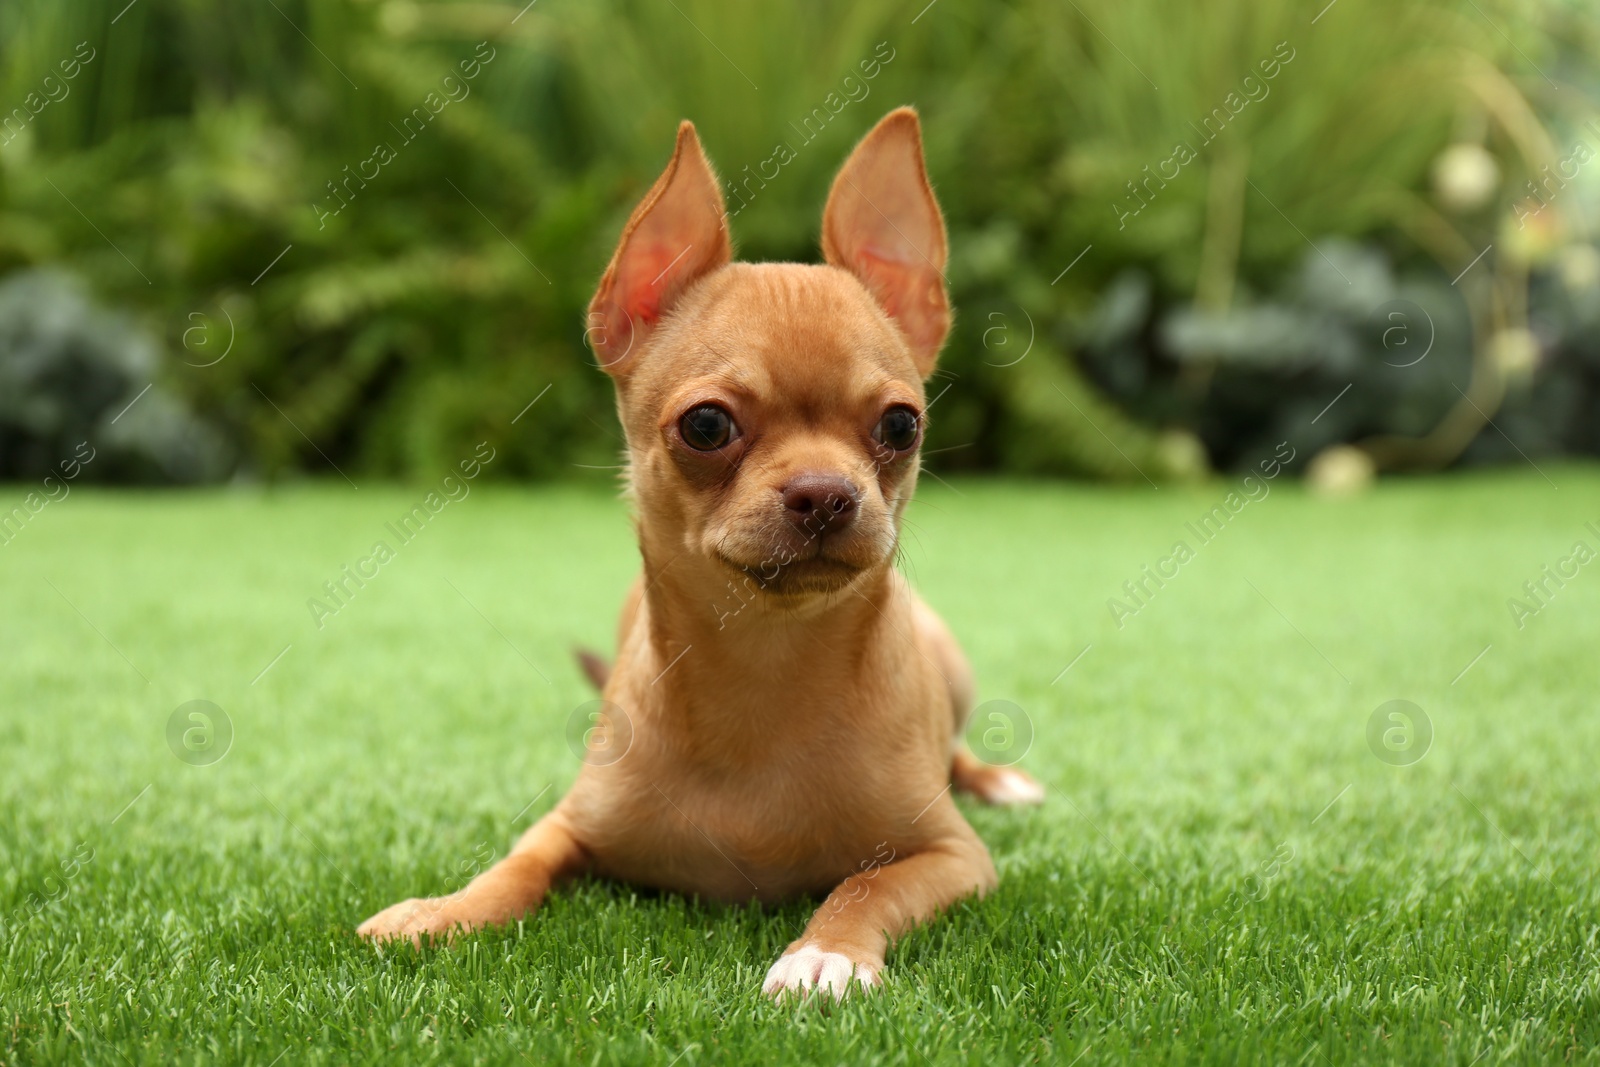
[822, 107, 949, 376]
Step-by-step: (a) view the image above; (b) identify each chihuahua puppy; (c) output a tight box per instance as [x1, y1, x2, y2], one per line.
[359, 107, 1043, 998]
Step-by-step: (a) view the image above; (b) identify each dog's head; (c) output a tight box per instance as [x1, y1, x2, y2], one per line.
[587, 108, 948, 601]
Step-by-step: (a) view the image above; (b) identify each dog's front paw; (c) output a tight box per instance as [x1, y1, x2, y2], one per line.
[357, 896, 475, 947]
[762, 944, 881, 1001]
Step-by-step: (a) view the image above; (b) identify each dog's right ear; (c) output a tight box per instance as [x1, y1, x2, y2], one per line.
[587, 121, 731, 377]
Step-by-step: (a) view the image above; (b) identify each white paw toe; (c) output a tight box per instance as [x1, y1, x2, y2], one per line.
[762, 945, 881, 1000]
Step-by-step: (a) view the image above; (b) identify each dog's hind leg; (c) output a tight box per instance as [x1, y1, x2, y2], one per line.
[912, 594, 1045, 805]
[951, 746, 1044, 804]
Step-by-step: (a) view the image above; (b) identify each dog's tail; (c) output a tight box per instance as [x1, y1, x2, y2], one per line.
[574, 647, 611, 691]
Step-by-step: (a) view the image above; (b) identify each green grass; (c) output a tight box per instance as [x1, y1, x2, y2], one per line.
[3, 470, 1599, 1065]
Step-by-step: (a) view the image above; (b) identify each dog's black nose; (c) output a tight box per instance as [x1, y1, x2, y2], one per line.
[781, 474, 859, 533]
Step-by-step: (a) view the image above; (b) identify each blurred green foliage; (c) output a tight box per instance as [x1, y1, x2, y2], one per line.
[0, 0, 1592, 482]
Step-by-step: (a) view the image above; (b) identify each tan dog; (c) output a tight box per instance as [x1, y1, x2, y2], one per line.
[358, 107, 1043, 998]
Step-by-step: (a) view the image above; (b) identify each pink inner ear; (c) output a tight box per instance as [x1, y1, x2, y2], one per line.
[851, 247, 947, 355]
[615, 244, 692, 326]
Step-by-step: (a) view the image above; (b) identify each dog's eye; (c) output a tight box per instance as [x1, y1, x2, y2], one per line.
[874, 405, 921, 452]
[679, 405, 735, 451]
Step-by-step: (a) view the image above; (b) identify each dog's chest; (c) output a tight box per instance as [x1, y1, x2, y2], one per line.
[573, 736, 933, 903]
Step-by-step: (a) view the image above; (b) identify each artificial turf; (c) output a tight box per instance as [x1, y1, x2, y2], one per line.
[2, 469, 1598, 1065]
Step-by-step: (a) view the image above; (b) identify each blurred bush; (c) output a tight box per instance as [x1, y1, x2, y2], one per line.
[0, 0, 1593, 483]
[0, 269, 228, 481]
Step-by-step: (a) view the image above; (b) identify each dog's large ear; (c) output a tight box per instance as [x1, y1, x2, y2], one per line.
[588, 121, 731, 376]
[821, 107, 949, 376]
